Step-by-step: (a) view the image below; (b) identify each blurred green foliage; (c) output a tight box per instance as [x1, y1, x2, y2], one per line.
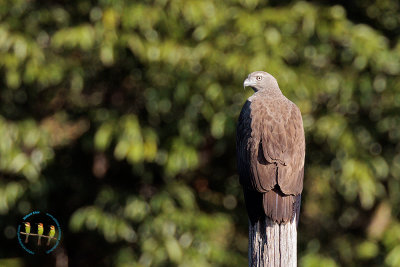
[0, 0, 400, 266]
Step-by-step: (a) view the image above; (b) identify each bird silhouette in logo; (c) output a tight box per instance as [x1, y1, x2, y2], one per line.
[37, 223, 44, 245]
[24, 222, 30, 243]
[47, 225, 55, 245]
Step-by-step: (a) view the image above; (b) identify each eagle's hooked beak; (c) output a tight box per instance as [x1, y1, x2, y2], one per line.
[243, 77, 256, 89]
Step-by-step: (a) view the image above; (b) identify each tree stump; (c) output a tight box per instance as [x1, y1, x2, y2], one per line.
[248, 213, 298, 267]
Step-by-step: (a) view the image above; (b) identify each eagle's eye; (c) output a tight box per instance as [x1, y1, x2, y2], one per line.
[256, 76, 262, 81]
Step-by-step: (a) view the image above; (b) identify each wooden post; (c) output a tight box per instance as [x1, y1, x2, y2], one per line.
[248, 213, 297, 267]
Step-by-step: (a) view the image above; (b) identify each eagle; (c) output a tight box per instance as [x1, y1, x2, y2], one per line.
[236, 71, 305, 224]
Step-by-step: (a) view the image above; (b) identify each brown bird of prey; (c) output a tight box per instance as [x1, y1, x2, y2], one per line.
[237, 71, 305, 224]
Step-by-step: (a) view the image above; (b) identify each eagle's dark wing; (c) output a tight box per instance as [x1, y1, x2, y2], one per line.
[236, 94, 305, 224]
[236, 100, 270, 223]
[236, 100, 276, 193]
[275, 104, 305, 195]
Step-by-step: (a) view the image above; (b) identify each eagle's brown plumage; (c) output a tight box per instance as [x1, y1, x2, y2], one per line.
[237, 71, 305, 224]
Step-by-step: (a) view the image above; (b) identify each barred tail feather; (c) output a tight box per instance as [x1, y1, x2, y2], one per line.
[263, 188, 296, 224]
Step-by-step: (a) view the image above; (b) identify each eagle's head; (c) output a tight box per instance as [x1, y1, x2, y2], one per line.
[243, 71, 280, 92]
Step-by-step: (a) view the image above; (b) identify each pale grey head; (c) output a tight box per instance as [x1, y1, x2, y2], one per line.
[243, 71, 280, 93]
